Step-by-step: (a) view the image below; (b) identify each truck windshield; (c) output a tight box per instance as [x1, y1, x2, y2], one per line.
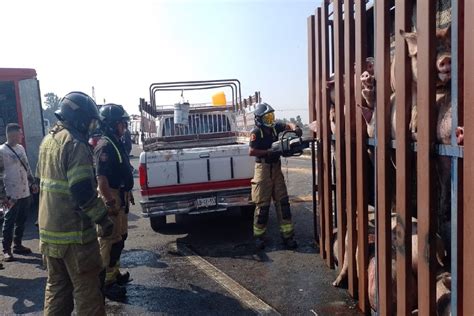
[162, 113, 231, 137]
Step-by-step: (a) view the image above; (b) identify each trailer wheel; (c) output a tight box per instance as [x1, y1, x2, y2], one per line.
[150, 216, 166, 232]
[240, 205, 255, 220]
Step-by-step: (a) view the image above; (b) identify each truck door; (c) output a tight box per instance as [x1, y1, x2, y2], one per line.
[18, 78, 44, 175]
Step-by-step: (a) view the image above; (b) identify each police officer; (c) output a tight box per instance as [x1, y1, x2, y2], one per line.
[94, 104, 134, 301]
[249, 103, 302, 250]
[37, 91, 114, 315]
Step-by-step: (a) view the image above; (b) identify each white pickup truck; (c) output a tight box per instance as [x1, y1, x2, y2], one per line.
[138, 80, 258, 231]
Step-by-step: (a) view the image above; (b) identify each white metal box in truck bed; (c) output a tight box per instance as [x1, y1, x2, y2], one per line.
[139, 109, 255, 231]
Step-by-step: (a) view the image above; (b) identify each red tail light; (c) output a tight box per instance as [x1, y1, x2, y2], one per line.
[139, 163, 148, 189]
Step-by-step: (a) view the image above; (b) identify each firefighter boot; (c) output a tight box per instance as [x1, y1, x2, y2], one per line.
[283, 236, 298, 249]
[116, 271, 131, 285]
[255, 237, 265, 250]
[104, 283, 127, 302]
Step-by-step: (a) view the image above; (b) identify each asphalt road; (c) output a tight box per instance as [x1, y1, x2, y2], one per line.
[0, 148, 360, 315]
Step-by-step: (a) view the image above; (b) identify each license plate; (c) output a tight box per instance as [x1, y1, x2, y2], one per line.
[196, 197, 217, 208]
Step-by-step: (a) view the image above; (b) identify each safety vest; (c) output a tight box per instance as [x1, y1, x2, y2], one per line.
[37, 127, 106, 253]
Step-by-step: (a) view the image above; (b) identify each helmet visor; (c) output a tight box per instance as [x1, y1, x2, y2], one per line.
[262, 112, 275, 127]
[120, 119, 129, 130]
[88, 119, 99, 134]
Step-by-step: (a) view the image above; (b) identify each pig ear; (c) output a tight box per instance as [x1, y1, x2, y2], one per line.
[400, 29, 418, 57]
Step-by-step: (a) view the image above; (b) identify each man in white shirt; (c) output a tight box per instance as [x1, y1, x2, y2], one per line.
[0, 123, 38, 262]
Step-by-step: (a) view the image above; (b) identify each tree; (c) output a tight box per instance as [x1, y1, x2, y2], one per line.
[42, 92, 60, 125]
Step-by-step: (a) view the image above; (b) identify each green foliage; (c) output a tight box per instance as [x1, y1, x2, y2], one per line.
[42, 92, 60, 125]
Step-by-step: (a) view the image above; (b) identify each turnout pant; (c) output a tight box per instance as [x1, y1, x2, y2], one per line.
[44, 241, 105, 316]
[251, 161, 294, 239]
[98, 189, 129, 284]
[2, 196, 31, 251]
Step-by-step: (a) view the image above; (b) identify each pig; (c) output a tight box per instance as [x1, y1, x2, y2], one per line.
[332, 205, 376, 287]
[394, 26, 452, 91]
[367, 254, 419, 313]
[332, 213, 447, 314]
[362, 26, 453, 141]
[408, 272, 452, 316]
[435, 272, 452, 316]
[392, 26, 453, 142]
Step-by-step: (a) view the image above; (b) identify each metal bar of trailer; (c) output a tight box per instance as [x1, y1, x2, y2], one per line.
[394, 0, 414, 314]
[333, 0, 347, 279]
[315, 7, 327, 259]
[451, 0, 464, 313]
[344, 0, 358, 298]
[308, 15, 319, 246]
[375, 1, 393, 314]
[355, 1, 370, 313]
[355, 0, 369, 312]
[417, 1, 437, 314]
[463, 1, 474, 314]
[321, 0, 334, 268]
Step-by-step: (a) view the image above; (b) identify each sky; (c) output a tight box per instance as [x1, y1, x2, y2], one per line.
[0, 0, 319, 123]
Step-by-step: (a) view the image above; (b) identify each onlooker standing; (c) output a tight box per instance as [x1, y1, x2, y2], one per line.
[122, 128, 133, 157]
[0, 123, 38, 262]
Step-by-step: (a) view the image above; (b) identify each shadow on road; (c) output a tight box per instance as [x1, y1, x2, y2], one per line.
[107, 284, 255, 315]
[0, 275, 46, 314]
[156, 206, 319, 261]
[14, 253, 44, 269]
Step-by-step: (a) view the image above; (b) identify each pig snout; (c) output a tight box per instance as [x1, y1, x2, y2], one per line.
[437, 54, 451, 83]
[456, 126, 464, 145]
[361, 71, 374, 89]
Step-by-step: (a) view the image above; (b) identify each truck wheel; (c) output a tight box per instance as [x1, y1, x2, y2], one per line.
[240, 205, 255, 220]
[150, 216, 166, 232]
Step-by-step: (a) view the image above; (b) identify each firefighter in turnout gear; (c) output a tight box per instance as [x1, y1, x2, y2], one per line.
[37, 91, 114, 315]
[249, 103, 302, 250]
[94, 104, 134, 301]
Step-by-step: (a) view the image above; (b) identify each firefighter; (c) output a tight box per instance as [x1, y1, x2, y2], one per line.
[249, 103, 302, 250]
[94, 104, 134, 301]
[37, 91, 114, 315]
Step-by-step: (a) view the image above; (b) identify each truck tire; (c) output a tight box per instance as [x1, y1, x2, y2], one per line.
[150, 216, 166, 232]
[240, 205, 255, 220]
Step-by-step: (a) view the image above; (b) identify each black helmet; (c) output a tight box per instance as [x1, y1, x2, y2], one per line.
[254, 102, 275, 128]
[55, 91, 100, 136]
[99, 103, 130, 133]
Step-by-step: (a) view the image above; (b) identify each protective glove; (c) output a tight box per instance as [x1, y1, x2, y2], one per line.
[97, 216, 114, 238]
[266, 148, 281, 160]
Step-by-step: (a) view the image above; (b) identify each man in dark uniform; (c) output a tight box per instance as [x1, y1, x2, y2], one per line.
[249, 103, 302, 250]
[94, 104, 134, 301]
